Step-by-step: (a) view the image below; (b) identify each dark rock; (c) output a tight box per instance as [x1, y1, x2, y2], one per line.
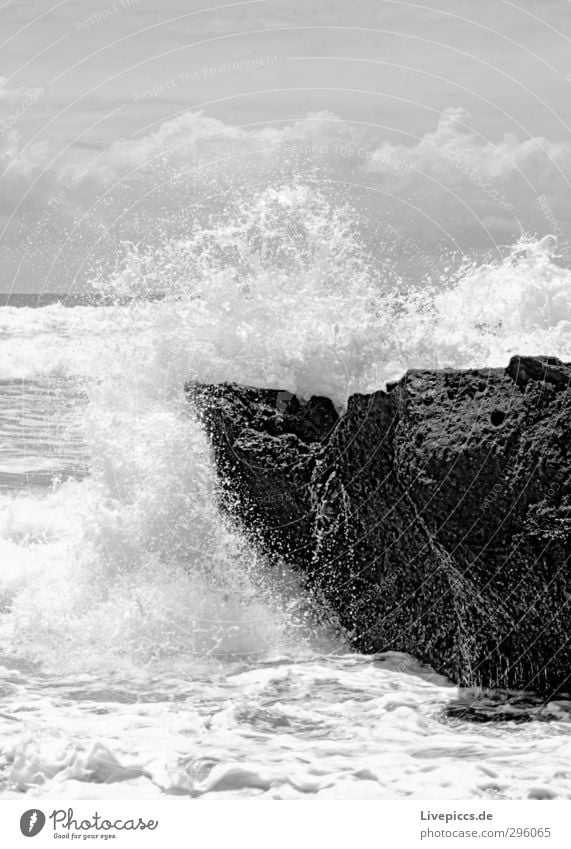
[188, 357, 571, 696]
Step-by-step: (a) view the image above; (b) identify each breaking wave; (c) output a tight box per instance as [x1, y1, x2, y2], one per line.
[0, 183, 570, 673]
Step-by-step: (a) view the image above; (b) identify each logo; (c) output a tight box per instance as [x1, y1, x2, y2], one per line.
[20, 809, 46, 837]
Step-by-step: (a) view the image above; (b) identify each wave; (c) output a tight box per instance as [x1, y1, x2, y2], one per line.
[0, 185, 570, 671]
[3, 106, 571, 297]
[0, 189, 570, 397]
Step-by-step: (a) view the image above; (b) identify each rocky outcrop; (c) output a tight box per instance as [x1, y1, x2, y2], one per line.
[189, 356, 571, 696]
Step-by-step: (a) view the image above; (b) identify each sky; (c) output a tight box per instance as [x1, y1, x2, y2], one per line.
[1, 0, 570, 292]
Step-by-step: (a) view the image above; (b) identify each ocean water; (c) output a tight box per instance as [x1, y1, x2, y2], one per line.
[0, 198, 570, 800]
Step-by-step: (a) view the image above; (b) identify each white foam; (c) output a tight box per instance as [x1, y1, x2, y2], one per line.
[0, 203, 570, 800]
[1, 203, 570, 670]
[0, 656, 568, 800]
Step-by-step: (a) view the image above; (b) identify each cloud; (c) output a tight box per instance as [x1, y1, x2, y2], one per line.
[358, 107, 571, 251]
[0, 77, 44, 105]
[1, 106, 570, 291]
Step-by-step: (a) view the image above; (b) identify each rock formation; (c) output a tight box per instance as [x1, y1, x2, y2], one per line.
[189, 356, 570, 695]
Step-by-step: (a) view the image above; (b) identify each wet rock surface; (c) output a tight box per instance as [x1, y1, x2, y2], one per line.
[189, 356, 571, 696]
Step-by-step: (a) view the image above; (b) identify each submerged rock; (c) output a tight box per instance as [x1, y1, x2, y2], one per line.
[189, 356, 571, 696]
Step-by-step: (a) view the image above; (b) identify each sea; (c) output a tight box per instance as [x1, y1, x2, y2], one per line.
[0, 214, 570, 800]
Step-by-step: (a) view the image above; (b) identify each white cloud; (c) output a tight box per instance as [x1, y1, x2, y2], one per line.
[1, 107, 570, 291]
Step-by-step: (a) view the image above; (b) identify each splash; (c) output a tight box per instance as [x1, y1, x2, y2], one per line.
[91, 189, 571, 404]
[1, 185, 571, 672]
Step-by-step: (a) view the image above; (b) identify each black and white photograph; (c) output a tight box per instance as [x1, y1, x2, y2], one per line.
[0, 0, 569, 842]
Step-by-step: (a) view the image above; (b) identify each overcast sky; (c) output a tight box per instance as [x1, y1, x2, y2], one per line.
[1, 0, 570, 292]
